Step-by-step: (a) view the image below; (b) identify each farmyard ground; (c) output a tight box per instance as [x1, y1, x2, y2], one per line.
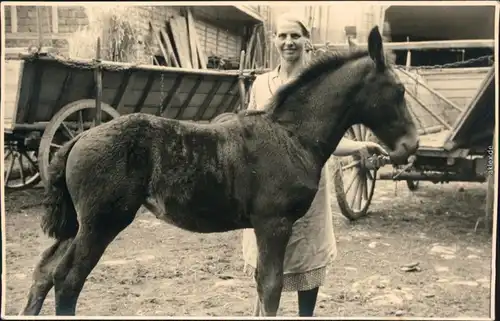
[2, 178, 493, 317]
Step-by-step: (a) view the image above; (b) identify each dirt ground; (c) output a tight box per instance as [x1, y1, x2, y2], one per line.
[2, 176, 493, 317]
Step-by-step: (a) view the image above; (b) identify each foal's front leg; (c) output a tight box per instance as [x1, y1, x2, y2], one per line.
[252, 216, 293, 317]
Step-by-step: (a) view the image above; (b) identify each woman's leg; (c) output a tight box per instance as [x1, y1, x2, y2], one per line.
[297, 287, 319, 317]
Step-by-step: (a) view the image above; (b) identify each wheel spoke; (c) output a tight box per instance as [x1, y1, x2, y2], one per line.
[366, 169, 374, 181]
[359, 125, 367, 141]
[362, 173, 369, 200]
[61, 122, 75, 139]
[365, 128, 372, 141]
[5, 152, 18, 183]
[342, 160, 360, 171]
[349, 175, 361, 208]
[18, 153, 26, 184]
[24, 152, 39, 175]
[353, 176, 363, 210]
[346, 127, 356, 139]
[78, 111, 85, 133]
[353, 125, 363, 140]
[4, 149, 13, 160]
[344, 168, 358, 194]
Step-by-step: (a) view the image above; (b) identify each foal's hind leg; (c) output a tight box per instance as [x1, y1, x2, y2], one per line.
[252, 216, 293, 316]
[52, 211, 136, 315]
[20, 239, 73, 315]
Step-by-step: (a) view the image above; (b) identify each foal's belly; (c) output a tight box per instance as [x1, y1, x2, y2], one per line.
[143, 196, 248, 233]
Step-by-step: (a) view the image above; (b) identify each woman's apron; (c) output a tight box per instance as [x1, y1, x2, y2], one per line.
[241, 67, 337, 275]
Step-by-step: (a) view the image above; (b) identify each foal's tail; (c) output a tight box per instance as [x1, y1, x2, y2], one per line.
[41, 134, 83, 241]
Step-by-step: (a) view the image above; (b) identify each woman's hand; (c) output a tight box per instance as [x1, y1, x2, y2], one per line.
[357, 141, 388, 158]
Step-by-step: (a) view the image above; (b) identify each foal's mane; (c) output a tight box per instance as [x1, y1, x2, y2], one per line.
[270, 49, 370, 110]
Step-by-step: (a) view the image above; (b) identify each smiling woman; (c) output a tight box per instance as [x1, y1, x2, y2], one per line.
[241, 12, 389, 317]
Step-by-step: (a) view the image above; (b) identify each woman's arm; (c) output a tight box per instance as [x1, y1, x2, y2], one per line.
[332, 137, 364, 156]
[333, 137, 388, 157]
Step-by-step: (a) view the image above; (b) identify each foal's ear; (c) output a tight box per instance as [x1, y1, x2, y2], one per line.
[368, 26, 385, 71]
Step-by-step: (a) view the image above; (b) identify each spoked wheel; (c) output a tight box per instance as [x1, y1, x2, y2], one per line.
[4, 144, 41, 191]
[406, 180, 420, 191]
[38, 99, 121, 185]
[210, 112, 237, 124]
[332, 124, 377, 221]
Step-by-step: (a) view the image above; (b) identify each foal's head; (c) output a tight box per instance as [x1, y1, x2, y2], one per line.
[351, 26, 419, 164]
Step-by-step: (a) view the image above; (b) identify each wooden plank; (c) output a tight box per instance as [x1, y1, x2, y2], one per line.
[169, 16, 192, 69]
[405, 89, 453, 130]
[185, 9, 199, 68]
[157, 74, 183, 116]
[443, 67, 495, 151]
[148, 21, 171, 66]
[245, 25, 258, 69]
[224, 90, 243, 114]
[26, 64, 45, 123]
[3, 60, 23, 130]
[134, 72, 156, 113]
[52, 6, 58, 33]
[113, 70, 136, 113]
[53, 70, 74, 114]
[11, 5, 17, 33]
[213, 78, 239, 117]
[173, 77, 203, 119]
[14, 62, 35, 124]
[396, 68, 463, 113]
[159, 26, 179, 67]
[188, 9, 207, 69]
[194, 80, 223, 121]
[313, 39, 495, 51]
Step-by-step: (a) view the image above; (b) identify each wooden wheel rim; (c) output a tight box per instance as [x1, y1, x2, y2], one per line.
[333, 124, 377, 220]
[210, 112, 236, 124]
[4, 146, 41, 190]
[38, 99, 120, 186]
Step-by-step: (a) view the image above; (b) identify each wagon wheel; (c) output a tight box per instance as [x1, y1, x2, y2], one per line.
[38, 99, 121, 185]
[4, 144, 41, 191]
[332, 124, 377, 221]
[210, 112, 237, 124]
[406, 180, 420, 191]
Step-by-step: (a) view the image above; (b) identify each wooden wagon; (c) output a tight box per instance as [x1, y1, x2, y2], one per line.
[3, 51, 260, 190]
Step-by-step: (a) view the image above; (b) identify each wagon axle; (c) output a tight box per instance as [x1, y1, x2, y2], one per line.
[378, 170, 487, 184]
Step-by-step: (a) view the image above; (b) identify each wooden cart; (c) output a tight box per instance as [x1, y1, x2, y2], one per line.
[332, 65, 495, 221]
[3, 51, 259, 190]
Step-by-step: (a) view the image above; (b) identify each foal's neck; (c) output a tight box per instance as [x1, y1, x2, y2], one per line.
[269, 58, 370, 165]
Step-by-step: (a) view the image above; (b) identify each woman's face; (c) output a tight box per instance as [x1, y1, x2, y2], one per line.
[274, 19, 307, 62]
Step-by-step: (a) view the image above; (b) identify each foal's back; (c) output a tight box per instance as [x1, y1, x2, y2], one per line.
[65, 113, 319, 233]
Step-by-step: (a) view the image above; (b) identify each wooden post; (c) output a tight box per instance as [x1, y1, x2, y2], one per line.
[51, 6, 58, 33]
[237, 50, 246, 112]
[95, 37, 103, 126]
[405, 36, 411, 71]
[35, 6, 43, 50]
[11, 5, 18, 33]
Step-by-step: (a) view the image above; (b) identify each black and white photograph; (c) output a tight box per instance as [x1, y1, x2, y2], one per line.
[1, 1, 498, 318]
